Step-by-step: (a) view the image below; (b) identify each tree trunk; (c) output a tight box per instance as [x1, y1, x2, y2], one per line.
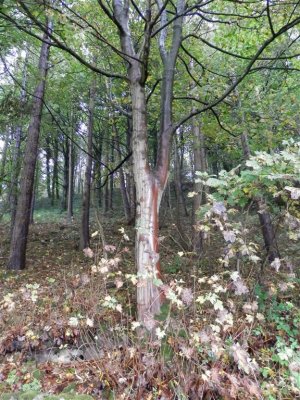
[51, 136, 59, 205]
[7, 24, 51, 270]
[80, 77, 96, 249]
[174, 135, 190, 249]
[109, 138, 114, 210]
[9, 48, 28, 230]
[61, 139, 69, 210]
[240, 123, 280, 262]
[0, 129, 10, 197]
[67, 137, 74, 222]
[94, 131, 103, 207]
[132, 82, 162, 323]
[257, 199, 279, 262]
[45, 136, 52, 200]
[9, 127, 23, 233]
[192, 117, 207, 254]
[116, 136, 132, 223]
[30, 159, 40, 225]
[103, 138, 110, 213]
[125, 115, 136, 223]
[30, 186, 35, 225]
[113, 0, 184, 325]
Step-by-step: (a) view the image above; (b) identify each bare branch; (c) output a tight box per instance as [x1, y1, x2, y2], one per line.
[266, 0, 275, 36]
[175, 15, 300, 130]
[180, 44, 229, 78]
[50, 1, 142, 64]
[2, 3, 128, 80]
[183, 33, 300, 61]
[146, 79, 161, 103]
[130, 0, 147, 21]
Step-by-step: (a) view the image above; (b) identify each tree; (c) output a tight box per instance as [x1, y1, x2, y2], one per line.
[80, 76, 96, 249]
[2, 0, 300, 324]
[7, 19, 52, 270]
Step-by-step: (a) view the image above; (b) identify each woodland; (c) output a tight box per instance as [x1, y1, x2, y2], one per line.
[0, 0, 300, 399]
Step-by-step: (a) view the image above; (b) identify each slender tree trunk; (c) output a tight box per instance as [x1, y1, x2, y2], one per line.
[125, 116, 136, 223]
[67, 137, 74, 222]
[93, 131, 103, 207]
[175, 135, 189, 216]
[119, 164, 131, 222]
[241, 132, 250, 160]
[174, 135, 190, 249]
[103, 138, 109, 212]
[116, 136, 132, 223]
[239, 110, 280, 262]
[61, 140, 69, 210]
[192, 117, 207, 254]
[7, 24, 51, 270]
[80, 77, 96, 249]
[109, 140, 114, 210]
[51, 136, 59, 205]
[9, 127, 23, 232]
[9, 48, 28, 229]
[45, 136, 52, 200]
[0, 129, 10, 196]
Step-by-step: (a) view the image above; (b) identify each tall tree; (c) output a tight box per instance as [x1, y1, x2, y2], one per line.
[111, 0, 185, 323]
[80, 76, 96, 249]
[2, 0, 300, 323]
[7, 20, 51, 270]
[67, 136, 74, 222]
[192, 117, 207, 254]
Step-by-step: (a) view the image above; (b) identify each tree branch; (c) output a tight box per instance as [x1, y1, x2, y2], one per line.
[175, 15, 300, 130]
[7, 2, 128, 80]
[266, 0, 275, 36]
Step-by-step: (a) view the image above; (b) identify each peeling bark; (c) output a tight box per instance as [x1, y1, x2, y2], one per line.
[112, 0, 185, 325]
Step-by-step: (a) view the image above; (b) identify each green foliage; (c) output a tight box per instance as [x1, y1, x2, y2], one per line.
[165, 255, 183, 275]
[20, 379, 42, 393]
[197, 140, 300, 242]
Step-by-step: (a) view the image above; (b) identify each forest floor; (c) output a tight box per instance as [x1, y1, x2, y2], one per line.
[0, 207, 299, 400]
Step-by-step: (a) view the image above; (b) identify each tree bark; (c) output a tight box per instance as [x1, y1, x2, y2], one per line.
[0, 129, 10, 197]
[109, 138, 114, 210]
[174, 135, 190, 249]
[132, 82, 162, 321]
[80, 77, 96, 249]
[125, 115, 136, 224]
[112, 0, 184, 325]
[192, 117, 207, 254]
[240, 118, 280, 262]
[51, 136, 59, 205]
[7, 23, 51, 270]
[116, 135, 132, 223]
[103, 137, 110, 213]
[9, 127, 23, 232]
[67, 137, 74, 222]
[45, 135, 52, 200]
[9, 48, 28, 230]
[61, 138, 69, 210]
